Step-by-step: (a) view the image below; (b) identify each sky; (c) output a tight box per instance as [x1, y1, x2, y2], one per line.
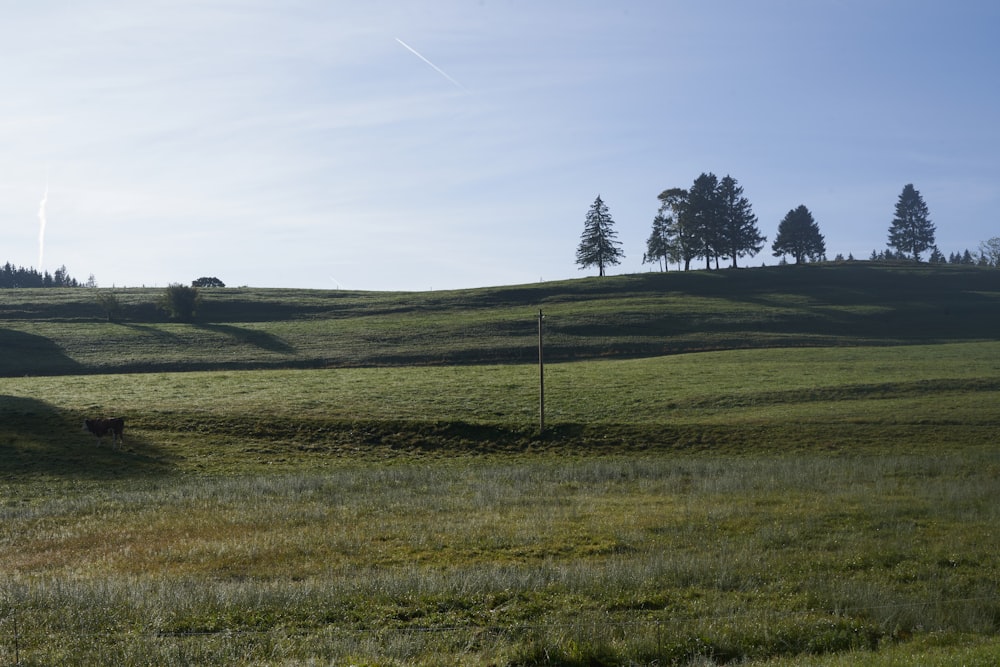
[1, 1, 998, 291]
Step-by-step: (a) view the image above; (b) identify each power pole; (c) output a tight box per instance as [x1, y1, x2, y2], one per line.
[538, 309, 545, 432]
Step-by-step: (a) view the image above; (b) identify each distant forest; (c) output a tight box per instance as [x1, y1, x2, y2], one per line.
[0, 263, 85, 288]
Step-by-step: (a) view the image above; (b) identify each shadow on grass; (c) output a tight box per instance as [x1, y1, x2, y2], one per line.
[197, 323, 296, 354]
[0, 329, 84, 376]
[118, 322, 184, 342]
[0, 395, 175, 480]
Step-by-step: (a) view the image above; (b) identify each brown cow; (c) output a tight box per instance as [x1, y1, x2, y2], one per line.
[84, 417, 125, 448]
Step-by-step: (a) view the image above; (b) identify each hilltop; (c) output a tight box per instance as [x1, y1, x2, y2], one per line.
[1, 262, 998, 376]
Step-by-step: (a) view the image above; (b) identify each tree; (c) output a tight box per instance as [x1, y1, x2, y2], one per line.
[772, 205, 826, 264]
[193, 276, 226, 288]
[717, 175, 765, 268]
[656, 187, 696, 270]
[888, 184, 935, 261]
[979, 237, 1000, 267]
[576, 195, 624, 277]
[928, 246, 946, 264]
[159, 284, 201, 321]
[0, 262, 80, 288]
[654, 173, 762, 270]
[643, 214, 676, 271]
[684, 173, 723, 270]
[96, 290, 123, 322]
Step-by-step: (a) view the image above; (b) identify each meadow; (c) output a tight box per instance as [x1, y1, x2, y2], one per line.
[2, 263, 999, 375]
[1, 263, 999, 664]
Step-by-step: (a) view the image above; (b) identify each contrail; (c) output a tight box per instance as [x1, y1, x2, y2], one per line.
[395, 38, 467, 91]
[37, 177, 48, 271]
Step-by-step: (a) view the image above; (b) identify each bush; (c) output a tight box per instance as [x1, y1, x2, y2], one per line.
[95, 290, 123, 322]
[159, 284, 201, 321]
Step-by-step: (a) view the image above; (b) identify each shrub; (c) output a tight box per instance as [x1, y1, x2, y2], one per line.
[95, 290, 123, 322]
[159, 284, 201, 321]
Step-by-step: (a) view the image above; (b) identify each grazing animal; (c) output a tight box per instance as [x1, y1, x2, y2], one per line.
[84, 417, 125, 448]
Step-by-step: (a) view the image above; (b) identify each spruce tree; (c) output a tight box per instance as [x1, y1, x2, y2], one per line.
[888, 184, 935, 261]
[684, 173, 722, 270]
[772, 205, 826, 264]
[576, 195, 624, 277]
[718, 175, 765, 268]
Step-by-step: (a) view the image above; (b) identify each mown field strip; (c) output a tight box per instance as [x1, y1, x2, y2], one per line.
[3, 341, 998, 424]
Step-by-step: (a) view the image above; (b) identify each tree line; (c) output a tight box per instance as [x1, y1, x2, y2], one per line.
[0, 262, 84, 288]
[0, 265, 227, 291]
[576, 177, 998, 274]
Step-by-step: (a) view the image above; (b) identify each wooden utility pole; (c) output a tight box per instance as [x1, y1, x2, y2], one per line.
[538, 309, 545, 432]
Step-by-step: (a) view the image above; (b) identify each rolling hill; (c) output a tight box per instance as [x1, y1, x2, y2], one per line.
[1, 262, 998, 376]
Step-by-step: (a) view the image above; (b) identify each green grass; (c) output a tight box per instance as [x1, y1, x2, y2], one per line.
[2, 263, 1000, 375]
[1, 341, 998, 478]
[1, 341, 998, 663]
[1, 264, 999, 664]
[1, 453, 998, 664]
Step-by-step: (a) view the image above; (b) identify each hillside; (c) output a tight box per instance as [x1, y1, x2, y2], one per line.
[2, 263, 999, 664]
[2, 262, 999, 376]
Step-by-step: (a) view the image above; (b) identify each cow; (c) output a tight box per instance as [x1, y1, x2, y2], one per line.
[84, 417, 125, 448]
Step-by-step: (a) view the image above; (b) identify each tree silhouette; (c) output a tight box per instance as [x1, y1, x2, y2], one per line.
[772, 205, 826, 264]
[576, 195, 624, 277]
[888, 184, 935, 261]
[717, 175, 765, 268]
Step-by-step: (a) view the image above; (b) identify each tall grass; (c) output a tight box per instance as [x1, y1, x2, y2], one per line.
[2, 453, 999, 664]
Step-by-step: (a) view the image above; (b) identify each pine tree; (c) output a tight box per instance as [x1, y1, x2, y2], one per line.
[772, 205, 825, 264]
[576, 195, 624, 277]
[717, 175, 765, 268]
[684, 173, 722, 270]
[888, 184, 935, 261]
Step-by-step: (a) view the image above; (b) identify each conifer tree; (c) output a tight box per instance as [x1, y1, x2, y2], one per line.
[576, 195, 624, 277]
[888, 184, 935, 261]
[684, 173, 723, 269]
[772, 205, 825, 264]
[718, 175, 765, 268]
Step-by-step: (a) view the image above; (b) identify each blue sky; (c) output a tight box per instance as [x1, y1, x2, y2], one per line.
[2, 1, 998, 290]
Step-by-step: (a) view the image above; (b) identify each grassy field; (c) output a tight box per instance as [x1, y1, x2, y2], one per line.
[2, 262, 999, 375]
[1, 263, 999, 664]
